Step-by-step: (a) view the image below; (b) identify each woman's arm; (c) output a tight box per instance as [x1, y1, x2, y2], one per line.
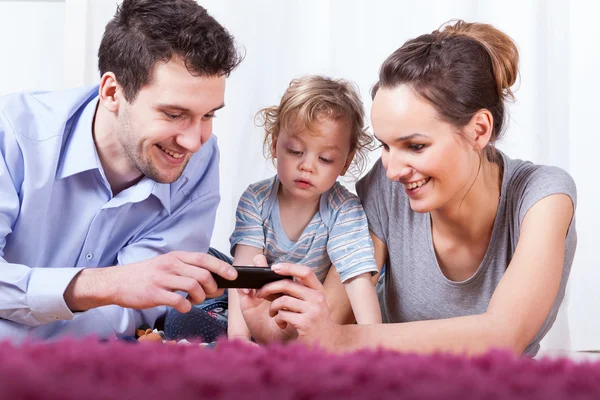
[263, 194, 574, 355]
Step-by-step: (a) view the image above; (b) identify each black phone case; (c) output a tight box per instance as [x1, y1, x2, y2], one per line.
[211, 266, 292, 289]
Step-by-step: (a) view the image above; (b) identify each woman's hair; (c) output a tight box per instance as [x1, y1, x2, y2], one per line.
[98, 0, 243, 102]
[257, 75, 373, 178]
[372, 20, 519, 161]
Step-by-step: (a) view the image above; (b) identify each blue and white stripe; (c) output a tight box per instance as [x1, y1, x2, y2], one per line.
[229, 176, 378, 283]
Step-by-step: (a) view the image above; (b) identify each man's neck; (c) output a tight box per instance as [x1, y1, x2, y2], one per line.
[92, 103, 143, 195]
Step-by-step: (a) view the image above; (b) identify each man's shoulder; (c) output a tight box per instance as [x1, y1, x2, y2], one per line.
[175, 135, 221, 199]
[0, 86, 98, 140]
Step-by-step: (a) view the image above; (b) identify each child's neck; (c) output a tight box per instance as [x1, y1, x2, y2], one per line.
[277, 186, 320, 242]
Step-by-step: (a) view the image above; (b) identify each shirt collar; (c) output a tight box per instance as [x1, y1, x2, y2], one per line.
[56, 94, 101, 180]
[151, 180, 171, 213]
[56, 93, 172, 214]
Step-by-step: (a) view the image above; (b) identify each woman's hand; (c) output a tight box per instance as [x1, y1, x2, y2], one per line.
[255, 263, 342, 351]
[237, 255, 297, 344]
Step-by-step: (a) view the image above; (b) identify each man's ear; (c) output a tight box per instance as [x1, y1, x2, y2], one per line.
[98, 72, 123, 113]
[467, 109, 494, 150]
[340, 150, 355, 176]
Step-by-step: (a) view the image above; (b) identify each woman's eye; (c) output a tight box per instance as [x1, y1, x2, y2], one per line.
[319, 157, 334, 164]
[408, 144, 425, 151]
[379, 143, 390, 151]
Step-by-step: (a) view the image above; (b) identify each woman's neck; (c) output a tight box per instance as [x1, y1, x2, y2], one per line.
[430, 156, 503, 243]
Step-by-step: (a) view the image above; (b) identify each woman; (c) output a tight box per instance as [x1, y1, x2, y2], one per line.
[239, 20, 576, 356]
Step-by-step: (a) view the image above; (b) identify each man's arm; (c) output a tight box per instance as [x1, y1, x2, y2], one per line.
[0, 120, 86, 327]
[63, 186, 234, 335]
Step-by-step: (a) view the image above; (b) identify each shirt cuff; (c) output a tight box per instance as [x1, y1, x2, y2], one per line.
[338, 263, 379, 283]
[27, 267, 85, 324]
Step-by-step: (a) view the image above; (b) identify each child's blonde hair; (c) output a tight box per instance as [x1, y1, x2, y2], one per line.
[256, 75, 373, 178]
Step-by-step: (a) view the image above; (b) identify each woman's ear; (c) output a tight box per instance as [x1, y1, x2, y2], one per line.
[467, 109, 494, 150]
[98, 72, 123, 113]
[340, 150, 356, 176]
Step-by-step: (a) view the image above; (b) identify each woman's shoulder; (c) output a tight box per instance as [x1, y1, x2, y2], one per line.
[502, 153, 577, 223]
[503, 154, 577, 204]
[356, 158, 392, 198]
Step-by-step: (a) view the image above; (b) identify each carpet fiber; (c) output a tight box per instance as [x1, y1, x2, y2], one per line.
[1, 339, 599, 399]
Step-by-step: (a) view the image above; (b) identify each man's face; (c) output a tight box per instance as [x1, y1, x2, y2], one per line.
[116, 58, 226, 183]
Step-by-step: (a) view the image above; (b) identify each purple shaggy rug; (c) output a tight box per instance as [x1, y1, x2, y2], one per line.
[1, 339, 599, 400]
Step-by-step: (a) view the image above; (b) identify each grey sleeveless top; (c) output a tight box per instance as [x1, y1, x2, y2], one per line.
[356, 152, 577, 356]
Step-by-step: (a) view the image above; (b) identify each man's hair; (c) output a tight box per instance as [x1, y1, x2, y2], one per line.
[98, 0, 242, 102]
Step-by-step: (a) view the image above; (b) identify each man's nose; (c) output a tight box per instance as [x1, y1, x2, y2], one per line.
[176, 120, 207, 153]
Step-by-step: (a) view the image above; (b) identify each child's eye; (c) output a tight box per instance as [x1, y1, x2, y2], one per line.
[408, 144, 425, 152]
[319, 157, 334, 164]
[287, 149, 302, 155]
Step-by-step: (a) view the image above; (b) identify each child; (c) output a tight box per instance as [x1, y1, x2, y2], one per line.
[228, 75, 382, 342]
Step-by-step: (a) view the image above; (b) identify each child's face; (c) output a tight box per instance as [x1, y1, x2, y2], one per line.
[273, 117, 354, 201]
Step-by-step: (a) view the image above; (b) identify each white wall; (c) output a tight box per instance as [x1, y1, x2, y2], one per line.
[566, 3, 600, 352]
[0, 1, 65, 95]
[1, 0, 598, 352]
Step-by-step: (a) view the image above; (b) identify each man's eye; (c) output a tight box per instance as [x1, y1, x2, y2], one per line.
[164, 112, 183, 120]
[202, 113, 216, 121]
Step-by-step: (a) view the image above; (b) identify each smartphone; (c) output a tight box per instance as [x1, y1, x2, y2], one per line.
[211, 266, 292, 289]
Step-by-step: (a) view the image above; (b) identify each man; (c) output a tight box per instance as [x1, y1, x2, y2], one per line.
[0, 0, 242, 341]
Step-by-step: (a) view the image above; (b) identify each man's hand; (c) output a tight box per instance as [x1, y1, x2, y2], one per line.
[64, 251, 237, 313]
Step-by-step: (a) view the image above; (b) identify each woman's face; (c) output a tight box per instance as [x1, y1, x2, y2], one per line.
[370, 84, 480, 213]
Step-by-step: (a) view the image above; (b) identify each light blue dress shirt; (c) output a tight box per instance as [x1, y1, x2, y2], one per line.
[0, 86, 220, 341]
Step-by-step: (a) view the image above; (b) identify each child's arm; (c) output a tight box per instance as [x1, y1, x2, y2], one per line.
[322, 267, 356, 324]
[324, 231, 388, 325]
[228, 244, 264, 340]
[343, 272, 382, 324]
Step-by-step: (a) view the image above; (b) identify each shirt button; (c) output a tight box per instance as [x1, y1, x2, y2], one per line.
[85, 253, 93, 260]
[53, 315, 60, 320]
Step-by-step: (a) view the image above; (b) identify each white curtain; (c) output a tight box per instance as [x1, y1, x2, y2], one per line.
[198, 0, 600, 353]
[1, 0, 598, 353]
